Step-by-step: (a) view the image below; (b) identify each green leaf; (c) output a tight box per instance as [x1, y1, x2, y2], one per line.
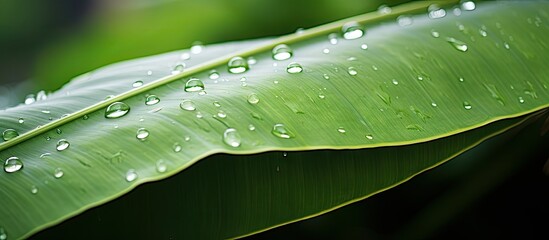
[1, 1, 548, 239]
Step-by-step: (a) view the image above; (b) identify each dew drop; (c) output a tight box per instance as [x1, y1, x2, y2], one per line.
[272, 44, 293, 60]
[25, 94, 36, 104]
[337, 127, 346, 133]
[360, 44, 368, 50]
[248, 124, 256, 131]
[184, 136, 191, 142]
[145, 95, 160, 105]
[132, 81, 143, 88]
[105, 102, 130, 119]
[2, 129, 19, 141]
[180, 52, 191, 60]
[136, 128, 150, 140]
[365, 134, 374, 140]
[56, 128, 62, 135]
[83, 115, 89, 120]
[323, 74, 330, 80]
[377, 4, 392, 14]
[223, 128, 241, 148]
[184, 78, 205, 92]
[463, 101, 472, 110]
[18, 117, 24, 124]
[247, 56, 257, 65]
[190, 41, 203, 54]
[272, 124, 295, 139]
[286, 62, 303, 74]
[518, 96, 525, 104]
[56, 139, 70, 151]
[0, 227, 7, 240]
[4, 157, 23, 173]
[247, 93, 260, 105]
[156, 160, 167, 173]
[461, 1, 476, 11]
[147, 70, 153, 76]
[431, 102, 438, 107]
[54, 168, 64, 179]
[217, 110, 227, 118]
[195, 112, 203, 119]
[208, 70, 220, 80]
[431, 30, 440, 38]
[479, 29, 487, 37]
[179, 99, 196, 111]
[173, 143, 182, 152]
[213, 101, 221, 108]
[459, 77, 465, 82]
[125, 169, 138, 182]
[323, 48, 330, 54]
[228, 56, 249, 74]
[392, 79, 399, 85]
[328, 33, 338, 44]
[342, 21, 364, 40]
[428, 5, 446, 19]
[172, 63, 185, 74]
[347, 67, 358, 76]
[503, 42, 510, 50]
[446, 37, 468, 52]
[397, 15, 413, 26]
[31, 185, 39, 194]
[40, 153, 51, 158]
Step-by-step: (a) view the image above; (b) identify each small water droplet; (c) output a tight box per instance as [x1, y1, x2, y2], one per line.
[40, 153, 51, 158]
[184, 78, 205, 92]
[156, 160, 167, 173]
[179, 99, 196, 111]
[479, 29, 487, 37]
[518, 96, 525, 104]
[195, 112, 203, 119]
[318, 93, 325, 99]
[132, 81, 143, 88]
[56, 139, 70, 151]
[461, 1, 476, 11]
[217, 110, 227, 118]
[2, 129, 19, 141]
[431, 102, 438, 107]
[136, 128, 149, 140]
[323, 74, 330, 80]
[145, 95, 160, 105]
[347, 67, 358, 76]
[283, 152, 288, 157]
[54, 168, 64, 179]
[337, 127, 346, 133]
[360, 44, 368, 50]
[223, 128, 241, 148]
[365, 134, 374, 140]
[18, 117, 24, 124]
[82, 115, 89, 120]
[25, 94, 36, 104]
[446, 37, 468, 52]
[56, 128, 62, 135]
[208, 70, 220, 80]
[213, 101, 221, 107]
[272, 44, 293, 60]
[459, 77, 465, 82]
[0, 227, 6, 240]
[105, 102, 130, 119]
[247, 56, 257, 65]
[378, 4, 392, 14]
[342, 21, 364, 40]
[286, 62, 303, 74]
[190, 41, 203, 54]
[248, 124, 256, 131]
[184, 136, 191, 142]
[463, 101, 472, 110]
[397, 15, 413, 26]
[323, 48, 330, 54]
[180, 52, 191, 60]
[247, 93, 260, 105]
[431, 30, 440, 38]
[147, 70, 153, 76]
[272, 124, 295, 139]
[4, 157, 23, 173]
[392, 79, 399, 85]
[172, 63, 185, 74]
[125, 169, 138, 182]
[503, 42, 510, 49]
[428, 5, 446, 19]
[328, 33, 338, 44]
[173, 143, 182, 152]
[228, 56, 249, 74]
[31, 185, 39, 194]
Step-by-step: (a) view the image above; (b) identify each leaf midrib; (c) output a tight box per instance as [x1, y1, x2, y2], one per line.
[0, 0, 454, 151]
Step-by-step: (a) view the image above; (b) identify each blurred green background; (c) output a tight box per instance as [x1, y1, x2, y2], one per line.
[1, 0, 548, 239]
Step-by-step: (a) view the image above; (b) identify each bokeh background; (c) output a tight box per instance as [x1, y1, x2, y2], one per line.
[1, 0, 548, 239]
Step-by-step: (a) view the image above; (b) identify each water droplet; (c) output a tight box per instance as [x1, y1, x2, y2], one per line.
[228, 56, 249, 74]
[247, 56, 257, 65]
[247, 93, 260, 105]
[459, 77, 465, 82]
[378, 4, 392, 14]
[54, 168, 64, 179]
[503, 42, 510, 50]
[337, 127, 346, 133]
[56, 139, 70, 151]
[360, 44, 368, 50]
[24, 94, 36, 104]
[179, 99, 196, 111]
[132, 81, 143, 88]
[392, 79, 399, 85]
[125, 169, 138, 182]
[173, 143, 182, 152]
[156, 160, 167, 173]
[40, 153, 51, 158]
[461, 1, 476, 11]
[82, 115, 89, 120]
[136, 128, 150, 140]
[431, 102, 438, 107]
[431, 30, 440, 38]
[286, 62, 303, 74]
[248, 124, 256, 131]
[272, 124, 294, 139]
[217, 110, 227, 118]
[342, 21, 364, 40]
[272, 44, 293, 60]
[479, 29, 487, 37]
[172, 63, 185, 74]
[446, 37, 468, 52]
[283, 152, 288, 157]
[397, 15, 413, 26]
[208, 70, 220, 79]
[147, 70, 153, 76]
[213, 101, 221, 107]
[318, 93, 325, 99]
[323, 74, 330, 80]
[365, 134, 374, 140]
[4, 157, 23, 173]
[223, 128, 241, 148]
[347, 67, 358, 76]
[453, 7, 462, 16]
[190, 41, 203, 54]
[2, 129, 19, 141]
[195, 112, 203, 119]
[428, 5, 446, 19]
[328, 33, 338, 44]
[184, 78, 205, 92]
[145, 95, 160, 105]
[184, 136, 191, 142]
[180, 52, 191, 60]
[463, 101, 472, 110]
[323, 48, 330, 54]
[31, 185, 39, 194]
[518, 96, 525, 104]
[56, 128, 62, 135]
[105, 102, 130, 119]
[18, 117, 24, 124]
[0, 227, 6, 240]
[36, 91, 47, 101]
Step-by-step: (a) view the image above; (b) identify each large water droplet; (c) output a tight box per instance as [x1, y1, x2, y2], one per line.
[272, 44, 293, 60]
[126, 169, 138, 182]
[4, 157, 23, 173]
[286, 62, 303, 74]
[25, 94, 36, 104]
[56, 139, 70, 151]
[247, 93, 260, 105]
[132, 81, 143, 88]
[347, 67, 358, 76]
[228, 56, 249, 74]
[461, 1, 476, 11]
[145, 95, 160, 105]
[156, 160, 167, 173]
[172, 63, 185, 75]
[184, 78, 205, 92]
[446, 37, 468, 52]
[223, 128, 241, 148]
[428, 5, 446, 19]
[54, 168, 64, 179]
[342, 21, 364, 40]
[179, 99, 196, 111]
[272, 124, 295, 139]
[463, 101, 472, 110]
[136, 128, 150, 140]
[105, 102, 130, 119]
[2, 129, 19, 141]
